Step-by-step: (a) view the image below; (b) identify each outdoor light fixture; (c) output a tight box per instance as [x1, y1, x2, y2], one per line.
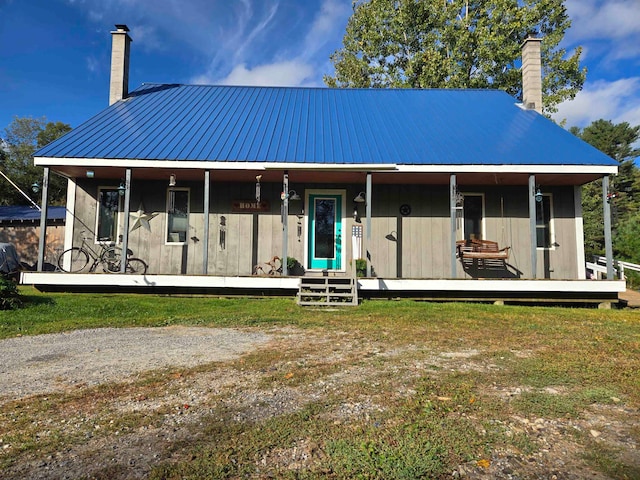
[353, 205, 361, 223]
[534, 187, 543, 203]
[281, 190, 301, 201]
[86, 170, 95, 178]
[354, 191, 366, 203]
[118, 180, 126, 197]
[169, 173, 176, 187]
[255, 175, 262, 202]
[31, 182, 40, 194]
[288, 190, 301, 201]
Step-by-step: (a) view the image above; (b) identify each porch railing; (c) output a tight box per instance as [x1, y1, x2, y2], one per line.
[587, 256, 640, 280]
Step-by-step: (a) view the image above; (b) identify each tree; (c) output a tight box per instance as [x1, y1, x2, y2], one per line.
[325, 0, 585, 114]
[1, 116, 72, 206]
[571, 120, 640, 260]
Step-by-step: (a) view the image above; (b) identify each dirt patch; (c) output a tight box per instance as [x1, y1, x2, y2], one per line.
[0, 328, 638, 479]
[0, 327, 270, 399]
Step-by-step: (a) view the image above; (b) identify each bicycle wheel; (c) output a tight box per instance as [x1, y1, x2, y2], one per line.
[125, 258, 148, 274]
[100, 246, 122, 273]
[57, 247, 90, 273]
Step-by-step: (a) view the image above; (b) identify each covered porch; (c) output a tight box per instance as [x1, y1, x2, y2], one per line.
[24, 161, 624, 304]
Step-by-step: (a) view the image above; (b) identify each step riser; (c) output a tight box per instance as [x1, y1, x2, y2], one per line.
[297, 275, 358, 306]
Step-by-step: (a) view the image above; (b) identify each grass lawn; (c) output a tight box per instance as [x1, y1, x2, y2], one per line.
[1, 287, 639, 479]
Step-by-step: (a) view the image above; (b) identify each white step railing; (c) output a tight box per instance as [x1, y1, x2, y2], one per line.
[587, 256, 640, 280]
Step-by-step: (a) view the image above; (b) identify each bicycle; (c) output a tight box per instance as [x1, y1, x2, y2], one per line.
[57, 231, 148, 274]
[253, 256, 282, 276]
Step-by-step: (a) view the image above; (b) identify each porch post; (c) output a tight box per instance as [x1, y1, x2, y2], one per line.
[282, 171, 289, 276]
[202, 170, 210, 274]
[120, 168, 132, 273]
[36, 167, 50, 272]
[603, 175, 614, 279]
[365, 172, 372, 278]
[529, 175, 537, 279]
[450, 174, 457, 278]
[574, 186, 586, 279]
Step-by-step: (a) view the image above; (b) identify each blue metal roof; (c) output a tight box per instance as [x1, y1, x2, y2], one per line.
[35, 84, 617, 167]
[0, 206, 66, 222]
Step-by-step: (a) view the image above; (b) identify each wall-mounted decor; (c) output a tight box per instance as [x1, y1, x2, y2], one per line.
[219, 216, 226, 250]
[231, 200, 270, 213]
[130, 202, 158, 231]
[399, 204, 411, 216]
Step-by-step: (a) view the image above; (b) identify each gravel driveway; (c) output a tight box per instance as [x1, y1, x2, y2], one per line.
[0, 327, 271, 400]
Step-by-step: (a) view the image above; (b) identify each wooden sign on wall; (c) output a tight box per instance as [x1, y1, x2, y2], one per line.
[231, 200, 270, 213]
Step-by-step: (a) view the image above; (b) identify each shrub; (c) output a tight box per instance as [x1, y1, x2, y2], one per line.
[625, 271, 640, 290]
[355, 258, 367, 277]
[0, 276, 23, 310]
[286, 257, 305, 276]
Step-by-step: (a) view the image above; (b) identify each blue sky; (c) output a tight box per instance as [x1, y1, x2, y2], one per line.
[1, 0, 639, 133]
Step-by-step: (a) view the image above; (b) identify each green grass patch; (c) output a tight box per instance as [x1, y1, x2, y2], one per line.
[2, 289, 640, 478]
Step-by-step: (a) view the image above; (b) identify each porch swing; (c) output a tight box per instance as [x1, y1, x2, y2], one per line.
[456, 239, 510, 261]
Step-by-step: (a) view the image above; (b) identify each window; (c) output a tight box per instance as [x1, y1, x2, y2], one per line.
[463, 194, 484, 240]
[167, 188, 189, 243]
[536, 194, 553, 248]
[96, 188, 121, 242]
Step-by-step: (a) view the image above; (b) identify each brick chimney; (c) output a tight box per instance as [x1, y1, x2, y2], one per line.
[521, 36, 542, 114]
[109, 24, 132, 105]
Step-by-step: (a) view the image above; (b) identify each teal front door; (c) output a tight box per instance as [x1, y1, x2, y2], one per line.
[308, 193, 343, 270]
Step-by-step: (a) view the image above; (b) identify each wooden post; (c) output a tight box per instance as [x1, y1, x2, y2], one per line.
[603, 175, 614, 280]
[282, 171, 289, 276]
[120, 168, 132, 273]
[450, 174, 457, 278]
[529, 175, 537, 279]
[36, 167, 50, 272]
[203, 170, 210, 274]
[365, 172, 372, 278]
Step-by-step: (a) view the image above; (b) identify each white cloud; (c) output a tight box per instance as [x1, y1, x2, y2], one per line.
[66, 0, 352, 87]
[130, 24, 163, 52]
[86, 55, 99, 73]
[205, 0, 351, 87]
[301, 0, 351, 60]
[565, 0, 640, 62]
[566, 0, 640, 41]
[231, 1, 280, 63]
[553, 78, 640, 127]
[189, 0, 351, 87]
[199, 61, 315, 87]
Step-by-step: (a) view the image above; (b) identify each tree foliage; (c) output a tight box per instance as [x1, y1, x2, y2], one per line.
[325, 0, 585, 113]
[572, 120, 640, 261]
[1, 117, 71, 206]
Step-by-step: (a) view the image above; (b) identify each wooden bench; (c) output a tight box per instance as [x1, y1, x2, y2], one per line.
[456, 239, 510, 261]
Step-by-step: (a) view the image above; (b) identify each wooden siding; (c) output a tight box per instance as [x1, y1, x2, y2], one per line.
[0, 224, 64, 268]
[69, 180, 580, 279]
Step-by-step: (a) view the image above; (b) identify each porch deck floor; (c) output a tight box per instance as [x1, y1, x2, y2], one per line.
[20, 272, 625, 305]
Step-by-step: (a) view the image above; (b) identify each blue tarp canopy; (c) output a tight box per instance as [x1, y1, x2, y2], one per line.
[0, 206, 66, 222]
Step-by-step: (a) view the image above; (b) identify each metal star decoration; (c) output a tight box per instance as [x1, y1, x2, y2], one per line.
[130, 202, 157, 232]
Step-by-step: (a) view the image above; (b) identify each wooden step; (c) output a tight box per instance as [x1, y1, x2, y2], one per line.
[297, 275, 358, 306]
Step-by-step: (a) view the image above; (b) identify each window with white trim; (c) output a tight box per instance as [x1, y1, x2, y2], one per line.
[96, 188, 121, 242]
[166, 188, 189, 243]
[536, 194, 554, 248]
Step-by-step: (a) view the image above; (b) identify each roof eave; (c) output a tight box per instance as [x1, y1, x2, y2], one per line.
[34, 157, 618, 176]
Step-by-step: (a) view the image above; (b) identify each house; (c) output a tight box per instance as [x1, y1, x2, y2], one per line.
[0, 205, 65, 269]
[22, 25, 625, 305]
